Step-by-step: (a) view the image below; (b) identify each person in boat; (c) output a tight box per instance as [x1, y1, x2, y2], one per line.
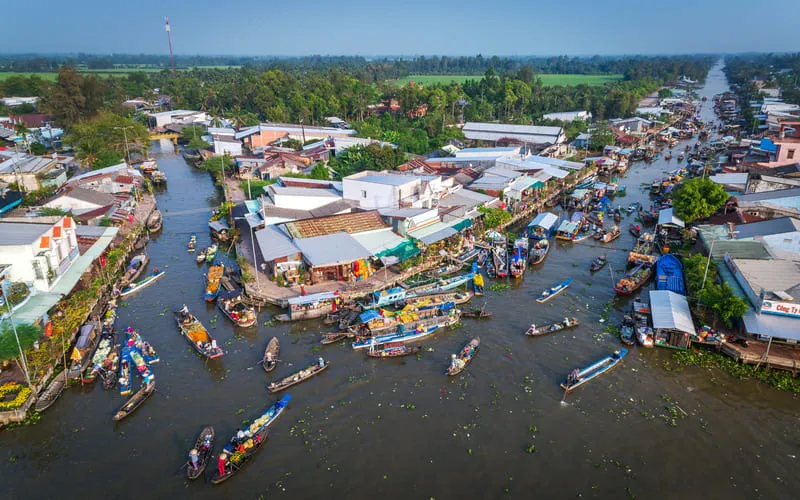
[450, 354, 465, 371]
[211, 339, 218, 352]
[318, 356, 325, 368]
[189, 449, 199, 470]
[217, 453, 227, 476]
[265, 351, 273, 365]
[179, 305, 192, 324]
[530, 324, 536, 334]
[567, 368, 580, 385]
[563, 317, 570, 327]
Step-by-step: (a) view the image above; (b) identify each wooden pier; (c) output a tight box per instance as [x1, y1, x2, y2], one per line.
[721, 341, 800, 375]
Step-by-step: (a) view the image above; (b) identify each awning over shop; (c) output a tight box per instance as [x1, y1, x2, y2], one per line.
[450, 218, 472, 232]
[380, 240, 420, 262]
[658, 208, 685, 228]
[288, 291, 337, 306]
[743, 308, 800, 342]
[649, 290, 696, 335]
[351, 228, 407, 257]
[409, 221, 459, 245]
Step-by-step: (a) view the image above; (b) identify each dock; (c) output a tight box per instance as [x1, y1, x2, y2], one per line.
[721, 341, 800, 374]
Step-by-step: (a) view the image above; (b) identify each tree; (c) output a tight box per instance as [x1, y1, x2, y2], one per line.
[671, 177, 728, 223]
[187, 137, 211, 150]
[64, 111, 149, 168]
[699, 282, 748, 328]
[589, 124, 615, 150]
[478, 206, 512, 229]
[308, 163, 330, 180]
[42, 66, 86, 128]
[0, 323, 42, 363]
[30, 142, 47, 155]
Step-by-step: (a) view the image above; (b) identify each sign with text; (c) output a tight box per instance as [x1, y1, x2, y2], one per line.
[760, 300, 800, 318]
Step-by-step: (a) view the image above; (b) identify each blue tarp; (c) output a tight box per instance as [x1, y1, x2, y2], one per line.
[759, 138, 777, 152]
[359, 309, 382, 323]
[656, 254, 686, 296]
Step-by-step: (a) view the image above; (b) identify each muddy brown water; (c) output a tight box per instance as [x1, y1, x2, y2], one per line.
[2, 62, 799, 499]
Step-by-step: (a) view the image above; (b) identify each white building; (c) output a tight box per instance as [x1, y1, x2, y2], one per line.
[342, 172, 445, 210]
[147, 110, 207, 129]
[0, 217, 80, 293]
[209, 127, 243, 156]
[44, 187, 116, 215]
[0, 97, 39, 108]
[264, 184, 343, 211]
[542, 111, 592, 122]
[462, 122, 565, 146]
[0, 152, 66, 191]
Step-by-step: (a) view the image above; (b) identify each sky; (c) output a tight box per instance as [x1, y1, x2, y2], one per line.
[7, 0, 800, 56]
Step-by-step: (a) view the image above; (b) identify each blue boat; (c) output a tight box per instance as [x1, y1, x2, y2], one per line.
[655, 254, 685, 295]
[526, 212, 559, 240]
[536, 277, 572, 303]
[560, 348, 628, 392]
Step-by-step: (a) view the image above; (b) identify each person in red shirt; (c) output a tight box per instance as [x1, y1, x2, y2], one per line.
[217, 452, 227, 476]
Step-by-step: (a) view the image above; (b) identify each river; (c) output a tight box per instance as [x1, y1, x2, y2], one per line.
[3, 61, 799, 499]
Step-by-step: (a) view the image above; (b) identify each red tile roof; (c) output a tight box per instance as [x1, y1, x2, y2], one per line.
[283, 210, 386, 239]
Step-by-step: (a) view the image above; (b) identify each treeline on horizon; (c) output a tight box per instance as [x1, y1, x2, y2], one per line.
[1, 53, 714, 81]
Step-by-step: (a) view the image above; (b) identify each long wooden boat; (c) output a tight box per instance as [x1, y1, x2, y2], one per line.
[601, 228, 621, 244]
[34, 373, 67, 413]
[212, 395, 291, 484]
[493, 246, 509, 277]
[536, 278, 572, 304]
[638, 209, 657, 224]
[524, 317, 579, 336]
[187, 426, 216, 480]
[556, 213, 583, 241]
[529, 239, 550, 265]
[121, 253, 149, 286]
[560, 349, 628, 392]
[510, 238, 527, 278]
[67, 322, 99, 380]
[119, 270, 165, 298]
[187, 233, 197, 253]
[262, 337, 280, 372]
[446, 337, 480, 376]
[204, 263, 224, 301]
[620, 316, 635, 345]
[462, 305, 492, 318]
[367, 341, 421, 358]
[206, 244, 218, 263]
[196, 249, 207, 264]
[590, 255, 607, 272]
[146, 210, 162, 232]
[175, 307, 224, 359]
[218, 291, 257, 327]
[83, 330, 115, 383]
[268, 361, 328, 393]
[320, 331, 353, 345]
[100, 344, 120, 390]
[113, 382, 155, 421]
[572, 224, 594, 243]
[472, 272, 485, 296]
[629, 224, 641, 238]
[614, 264, 653, 296]
[351, 310, 461, 350]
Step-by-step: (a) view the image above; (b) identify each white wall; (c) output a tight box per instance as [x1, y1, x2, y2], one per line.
[0, 244, 37, 284]
[343, 178, 398, 209]
[762, 232, 800, 254]
[44, 196, 101, 213]
[214, 141, 243, 156]
[273, 193, 339, 210]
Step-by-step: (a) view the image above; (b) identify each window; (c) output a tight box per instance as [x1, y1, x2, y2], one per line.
[32, 260, 45, 280]
[361, 190, 367, 199]
[788, 149, 795, 160]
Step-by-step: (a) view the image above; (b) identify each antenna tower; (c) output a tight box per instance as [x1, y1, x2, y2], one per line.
[165, 17, 175, 76]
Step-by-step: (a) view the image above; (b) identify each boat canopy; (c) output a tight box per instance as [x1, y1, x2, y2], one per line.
[649, 290, 696, 335]
[359, 309, 382, 323]
[208, 220, 230, 233]
[658, 207, 685, 228]
[527, 212, 558, 231]
[557, 221, 579, 234]
[75, 323, 96, 349]
[287, 291, 337, 306]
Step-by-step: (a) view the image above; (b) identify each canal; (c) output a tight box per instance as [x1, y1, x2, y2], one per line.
[3, 61, 799, 499]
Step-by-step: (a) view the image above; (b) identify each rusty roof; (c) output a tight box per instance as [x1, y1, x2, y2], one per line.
[282, 210, 387, 239]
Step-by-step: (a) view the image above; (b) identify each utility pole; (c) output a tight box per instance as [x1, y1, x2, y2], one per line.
[114, 126, 133, 164]
[1, 279, 31, 387]
[165, 17, 176, 76]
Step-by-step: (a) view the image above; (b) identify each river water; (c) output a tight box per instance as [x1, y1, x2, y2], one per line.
[3, 62, 799, 499]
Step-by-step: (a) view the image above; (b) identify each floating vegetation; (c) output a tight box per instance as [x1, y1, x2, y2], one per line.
[488, 283, 510, 292]
[673, 348, 800, 393]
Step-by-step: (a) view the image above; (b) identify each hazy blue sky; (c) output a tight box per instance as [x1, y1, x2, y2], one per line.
[8, 0, 800, 55]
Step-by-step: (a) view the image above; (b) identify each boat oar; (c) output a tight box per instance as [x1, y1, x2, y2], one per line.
[173, 461, 189, 475]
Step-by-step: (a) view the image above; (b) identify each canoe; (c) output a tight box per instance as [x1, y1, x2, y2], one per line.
[196, 249, 207, 264]
[119, 270, 165, 298]
[620, 317, 636, 345]
[601, 229, 621, 243]
[218, 291, 257, 327]
[100, 344, 121, 390]
[187, 426, 216, 480]
[614, 264, 653, 296]
[83, 331, 115, 383]
[320, 332, 352, 345]
[67, 322, 99, 380]
[175, 308, 224, 359]
[187, 233, 197, 253]
[461, 305, 492, 318]
[536, 278, 572, 304]
[560, 349, 628, 392]
[204, 263, 224, 301]
[590, 255, 607, 272]
[262, 337, 280, 372]
[529, 239, 550, 265]
[206, 244, 218, 263]
[146, 210, 162, 232]
[113, 382, 155, 421]
[446, 337, 480, 376]
[267, 360, 328, 393]
[34, 373, 67, 413]
[629, 224, 641, 238]
[211, 427, 270, 485]
[524, 317, 579, 337]
[367, 341, 421, 358]
[121, 253, 149, 286]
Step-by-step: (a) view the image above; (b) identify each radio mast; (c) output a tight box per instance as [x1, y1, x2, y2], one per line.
[165, 17, 175, 76]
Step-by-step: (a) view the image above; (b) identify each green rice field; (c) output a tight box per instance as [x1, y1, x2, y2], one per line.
[0, 66, 241, 81]
[393, 73, 624, 86]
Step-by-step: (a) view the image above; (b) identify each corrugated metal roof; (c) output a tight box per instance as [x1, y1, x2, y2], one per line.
[658, 208, 685, 228]
[734, 216, 800, 239]
[351, 228, 407, 256]
[0, 222, 52, 245]
[742, 308, 800, 341]
[254, 225, 300, 262]
[462, 122, 563, 144]
[709, 173, 748, 186]
[295, 233, 372, 267]
[649, 290, 696, 335]
[288, 291, 338, 306]
[283, 210, 386, 239]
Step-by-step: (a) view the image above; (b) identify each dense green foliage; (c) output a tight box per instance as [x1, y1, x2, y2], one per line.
[682, 253, 712, 294]
[0, 323, 42, 363]
[698, 282, 748, 327]
[673, 348, 800, 393]
[478, 206, 512, 229]
[328, 144, 406, 180]
[671, 178, 729, 223]
[64, 111, 149, 167]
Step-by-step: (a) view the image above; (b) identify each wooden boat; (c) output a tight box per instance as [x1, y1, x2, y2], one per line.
[187, 427, 216, 480]
[218, 291, 257, 327]
[472, 272, 485, 296]
[121, 253, 149, 286]
[262, 337, 280, 372]
[446, 337, 480, 376]
[187, 233, 197, 253]
[320, 332, 353, 345]
[626, 202, 640, 214]
[461, 304, 492, 318]
[205, 244, 218, 263]
[590, 255, 607, 272]
[405, 273, 475, 298]
[536, 278, 572, 304]
[524, 317, 579, 336]
[174, 307, 224, 359]
[146, 210, 162, 232]
[212, 395, 290, 484]
[613, 208, 621, 223]
[275, 291, 342, 321]
[125, 328, 159, 365]
[425, 262, 463, 278]
[655, 254, 686, 295]
[113, 382, 155, 421]
[351, 309, 461, 349]
[67, 322, 99, 380]
[572, 224, 593, 243]
[560, 349, 628, 392]
[367, 341, 421, 358]
[83, 330, 115, 383]
[601, 227, 621, 243]
[493, 246, 509, 278]
[268, 360, 329, 393]
[637, 327, 654, 347]
[196, 249, 207, 264]
[620, 316, 635, 345]
[556, 213, 583, 241]
[34, 373, 67, 413]
[529, 239, 550, 265]
[638, 209, 657, 224]
[100, 344, 120, 390]
[614, 264, 653, 296]
[204, 263, 224, 301]
[150, 170, 167, 185]
[629, 224, 641, 238]
[119, 269, 165, 298]
[510, 238, 528, 278]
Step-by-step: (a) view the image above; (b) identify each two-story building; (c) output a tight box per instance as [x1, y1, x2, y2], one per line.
[342, 172, 447, 210]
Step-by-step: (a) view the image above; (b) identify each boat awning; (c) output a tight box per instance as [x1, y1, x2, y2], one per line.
[571, 189, 589, 199]
[208, 220, 230, 232]
[75, 323, 96, 349]
[528, 212, 558, 231]
[218, 289, 242, 300]
[288, 291, 338, 306]
[649, 290, 695, 335]
[409, 221, 459, 245]
[359, 309, 382, 323]
[351, 229, 407, 258]
[557, 220, 579, 233]
[742, 308, 800, 342]
[658, 207, 685, 228]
